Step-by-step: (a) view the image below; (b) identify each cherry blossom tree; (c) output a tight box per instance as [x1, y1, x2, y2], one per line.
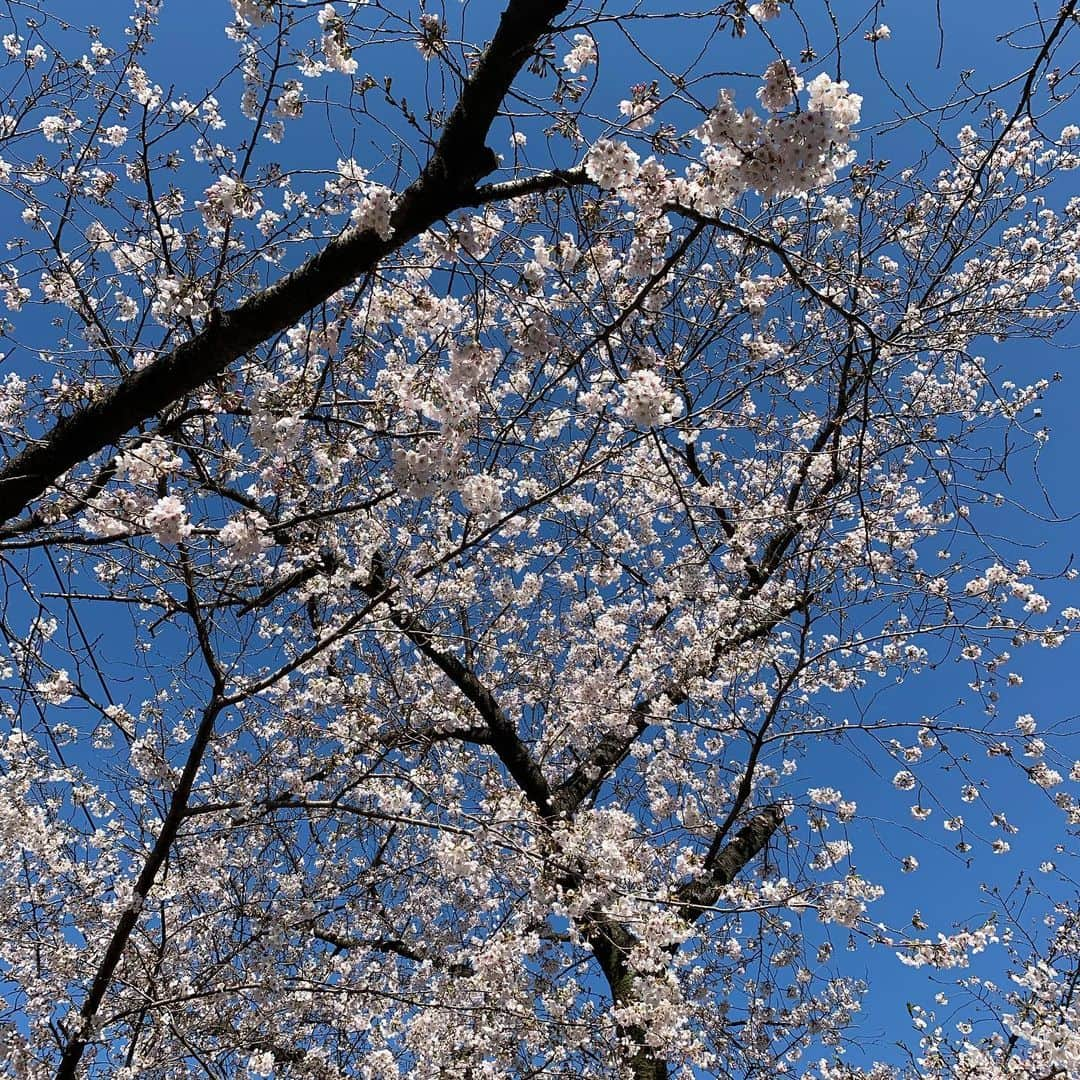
[0, 1, 1079, 1077]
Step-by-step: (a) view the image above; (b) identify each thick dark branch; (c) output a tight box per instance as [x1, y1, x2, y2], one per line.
[584, 916, 668, 1080]
[582, 806, 782, 1080]
[386, 604, 554, 815]
[672, 804, 784, 923]
[0, 0, 570, 529]
[552, 698, 664, 817]
[365, 557, 554, 817]
[55, 698, 224, 1079]
[552, 609, 803, 816]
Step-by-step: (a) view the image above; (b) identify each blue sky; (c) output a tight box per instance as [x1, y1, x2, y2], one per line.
[3, 0, 1079, 1070]
[768, 0, 1080, 1054]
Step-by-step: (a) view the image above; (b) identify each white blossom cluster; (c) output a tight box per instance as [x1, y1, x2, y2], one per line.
[616, 368, 682, 428]
[317, 4, 357, 75]
[693, 69, 862, 201]
[142, 494, 193, 544]
[584, 138, 641, 190]
[199, 174, 262, 230]
[229, 0, 275, 25]
[115, 436, 182, 486]
[218, 510, 274, 564]
[2, 4, 1080, 1079]
[895, 920, 1000, 970]
[327, 158, 396, 239]
[562, 33, 596, 74]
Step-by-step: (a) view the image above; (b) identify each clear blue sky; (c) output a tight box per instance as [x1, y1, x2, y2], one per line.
[3, 0, 1078, 1069]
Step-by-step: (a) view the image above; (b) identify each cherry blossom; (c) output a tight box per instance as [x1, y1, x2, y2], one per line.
[0, 3, 1077, 1079]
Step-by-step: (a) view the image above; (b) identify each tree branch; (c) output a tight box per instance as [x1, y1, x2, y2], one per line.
[0, 0, 570, 529]
[55, 697, 225, 1079]
[312, 929, 474, 976]
[672, 803, 784, 922]
[583, 915, 669, 1080]
[583, 805, 784, 1080]
[472, 164, 588, 204]
[365, 556, 555, 818]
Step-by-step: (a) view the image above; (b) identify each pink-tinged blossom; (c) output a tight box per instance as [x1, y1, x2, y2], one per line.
[459, 474, 503, 516]
[351, 184, 395, 239]
[810, 839, 853, 870]
[127, 64, 160, 107]
[218, 511, 274, 564]
[318, 5, 357, 74]
[619, 89, 659, 130]
[584, 138, 641, 190]
[275, 80, 303, 119]
[199, 175, 261, 228]
[562, 33, 596, 74]
[1, 273, 30, 311]
[331, 158, 395, 238]
[1028, 762, 1062, 788]
[757, 59, 803, 112]
[692, 69, 862, 201]
[143, 495, 192, 544]
[230, 0, 275, 25]
[151, 275, 209, 323]
[115, 436, 182, 485]
[0, 372, 26, 422]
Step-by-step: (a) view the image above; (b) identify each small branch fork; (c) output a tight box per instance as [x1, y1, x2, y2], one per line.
[366, 545, 786, 1079]
[0, 0, 574, 530]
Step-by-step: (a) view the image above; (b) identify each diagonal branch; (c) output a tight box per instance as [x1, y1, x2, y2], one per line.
[312, 929, 474, 977]
[0, 0, 570, 529]
[583, 804, 783, 1080]
[364, 557, 554, 817]
[671, 803, 784, 922]
[56, 695, 225, 1080]
[387, 604, 555, 816]
[472, 163, 588, 205]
